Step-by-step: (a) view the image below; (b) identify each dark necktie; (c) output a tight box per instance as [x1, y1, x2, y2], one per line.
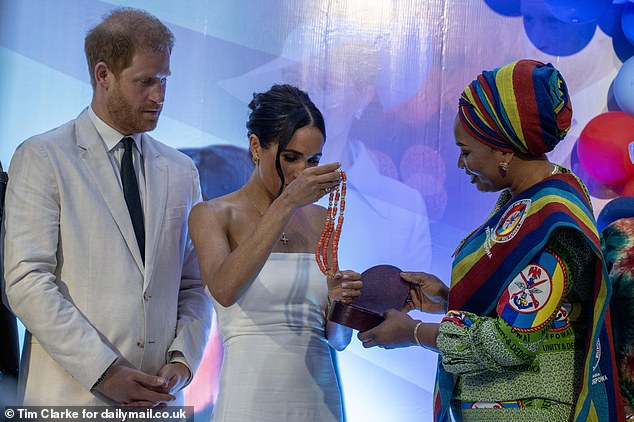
[121, 137, 145, 262]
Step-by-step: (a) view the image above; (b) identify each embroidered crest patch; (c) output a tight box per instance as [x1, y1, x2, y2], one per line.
[508, 264, 552, 312]
[550, 303, 572, 331]
[497, 249, 567, 332]
[493, 198, 531, 243]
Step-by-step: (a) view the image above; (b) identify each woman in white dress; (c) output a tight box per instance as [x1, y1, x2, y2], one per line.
[188, 84, 363, 422]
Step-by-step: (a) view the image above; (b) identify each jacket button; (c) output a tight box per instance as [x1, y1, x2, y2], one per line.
[143, 292, 150, 301]
[137, 340, 145, 348]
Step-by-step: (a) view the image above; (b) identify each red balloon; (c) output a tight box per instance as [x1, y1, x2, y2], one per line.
[577, 111, 634, 185]
[621, 176, 634, 197]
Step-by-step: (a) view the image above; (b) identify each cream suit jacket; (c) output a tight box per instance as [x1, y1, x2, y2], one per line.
[2, 109, 212, 405]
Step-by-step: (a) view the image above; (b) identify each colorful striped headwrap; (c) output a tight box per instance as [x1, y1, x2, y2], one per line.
[458, 59, 572, 156]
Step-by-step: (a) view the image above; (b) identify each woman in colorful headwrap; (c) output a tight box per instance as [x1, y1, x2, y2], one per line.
[358, 59, 624, 421]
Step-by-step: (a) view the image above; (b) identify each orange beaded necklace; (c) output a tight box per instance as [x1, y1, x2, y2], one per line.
[315, 170, 346, 277]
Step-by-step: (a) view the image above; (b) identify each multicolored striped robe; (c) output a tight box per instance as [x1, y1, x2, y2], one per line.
[433, 172, 623, 421]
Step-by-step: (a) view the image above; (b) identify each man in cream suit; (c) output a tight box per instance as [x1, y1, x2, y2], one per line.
[2, 8, 211, 406]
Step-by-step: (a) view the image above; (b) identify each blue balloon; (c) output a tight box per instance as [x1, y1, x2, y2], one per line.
[544, 0, 612, 24]
[623, 3, 634, 46]
[612, 19, 634, 62]
[608, 80, 623, 112]
[484, 0, 521, 17]
[599, 3, 626, 36]
[614, 56, 634, 115]
[597, 196, 634, 232]
[522, 1, 596, 56]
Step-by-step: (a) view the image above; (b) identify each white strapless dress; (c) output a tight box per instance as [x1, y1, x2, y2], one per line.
[210, 253, 343, 422]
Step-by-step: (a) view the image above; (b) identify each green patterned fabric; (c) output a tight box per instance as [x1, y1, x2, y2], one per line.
[437, 225, 594, 421]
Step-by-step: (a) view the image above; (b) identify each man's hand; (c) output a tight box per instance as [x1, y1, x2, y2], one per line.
[401, 272, 448, 313]
[156, 362, 191, 394]
[122, 362, 191, 408]
[94, 364, 174, 407]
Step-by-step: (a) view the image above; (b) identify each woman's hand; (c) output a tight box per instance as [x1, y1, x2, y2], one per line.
[327, 269, 362, 305]
[358, 310, 439, 351]
[401, 272, 448, 313]
[357, 309, 418, 349]
[280, 162, 342, 209]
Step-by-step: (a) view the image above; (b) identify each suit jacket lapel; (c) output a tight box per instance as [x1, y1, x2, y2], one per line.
[142, 136, 167, 288]
[75, 109, 144, 272]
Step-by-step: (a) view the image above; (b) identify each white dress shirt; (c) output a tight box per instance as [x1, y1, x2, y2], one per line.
[87, 106, 147, 214]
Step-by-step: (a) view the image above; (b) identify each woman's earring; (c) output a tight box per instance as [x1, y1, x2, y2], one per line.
[498, 161, 509, 172]
[252, 153, 260, 165]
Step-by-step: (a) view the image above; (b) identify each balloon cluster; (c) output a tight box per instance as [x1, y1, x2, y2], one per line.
[599, 0, 634, 62]
[575, 16, 634, 197]
[484, 0, 634, 60]
[485, 0, 634, 209]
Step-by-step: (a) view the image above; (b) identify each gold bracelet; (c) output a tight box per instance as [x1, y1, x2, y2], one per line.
[414, 321, 423, 347]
